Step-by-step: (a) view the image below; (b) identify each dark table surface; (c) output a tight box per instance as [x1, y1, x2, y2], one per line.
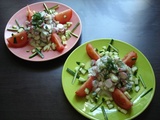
[0, 0, 160, 120]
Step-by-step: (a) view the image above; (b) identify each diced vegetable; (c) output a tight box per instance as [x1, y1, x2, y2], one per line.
[7, 31, 28, 48]
[106, 100, 114, 109]
[84, 88, 90, 95]
[110, 73, 118, 82]
[51, 33, 64, 52]
[55, 9, 72, 24]
[75, 76, 95, 97]
[112, 88, 133, 110]
[78, 77, 86, 83]
[86, 43, 100, 61]
[122, 51, 137, 68]
[117, 107, 128, 114]
[79, 68, 87, 75]
[135, 86, 140, 92]
[131, 65, 138, 73]
[124, 91, 132, 100]
[134, 77, 139, 85]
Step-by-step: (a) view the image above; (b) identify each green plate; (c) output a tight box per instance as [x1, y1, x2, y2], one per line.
[62, 39, 156, 120]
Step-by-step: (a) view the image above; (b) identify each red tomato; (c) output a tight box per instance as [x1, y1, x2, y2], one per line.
[51, 33, 64, 52]
[86, 43, 100, 61]
[75, 76, 95, 97]
[7, 31, 28, 48]
[26, 5, 34, 21]
[112, 88, 133, 110]
[55, 9, 72, 24]
[122, 51, 138, 68]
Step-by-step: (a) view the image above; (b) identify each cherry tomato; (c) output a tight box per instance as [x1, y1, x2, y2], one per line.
[27, 5, 34, 21]
[75, 76, 95, 97]
[122, 51, 138, 68]
[86, 43, 100, 61]
[112, 88, 133, 110]
[51, 33, 64, 52]
[55, 9, 72, 24]
[7, 31, 28, 48]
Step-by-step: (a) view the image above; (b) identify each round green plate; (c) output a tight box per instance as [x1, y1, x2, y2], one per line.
[62, 39, 156, 120]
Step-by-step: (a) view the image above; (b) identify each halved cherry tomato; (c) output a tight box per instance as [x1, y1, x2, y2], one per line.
[27, 5, 34, 21]
[122, 51, 138, 68]
[86, 43, 100, 61]
[112, 88, 133, 110]
[51, 33, 64, 52]
[7, 31, 28, 48]
[55, 9, 72, 24]
[75, 76, 95, 97]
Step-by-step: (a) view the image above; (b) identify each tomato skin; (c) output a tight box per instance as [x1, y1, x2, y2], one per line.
[86, 43, 100, 61]
[122, 51, 138, 68]
[51, 33, 64, 52]
[7, 31, 28, 48]
[55, 9, 72, 24]
[112, 88, 133, 110]
[75, 76, 95, 97]
[27, 5, 34, 21]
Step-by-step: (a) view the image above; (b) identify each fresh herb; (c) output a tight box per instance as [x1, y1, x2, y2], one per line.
[101, 106, 108, 120]
[7, 28, 18, 32]
[107, 39, 114, 51]
[71, 22, 80, 33]
[32, 12, 44, 27]
[13, 37, 17, 44]
[138, 74, 146, 89]
[35, 48, 44, 58]
[76, 62, 81, 65]
[29, 52, 37, 59]
[15, 19, 21, 28]
[43, 3, 49, 13]
[90, 98, 105, 112]
[66, 68, 80, 78]
[104, 57, 118, 72]
[72, 67, 80, 84]
[48, 4, 59, 10]
[43, 3, 59, 14]
[132, 57, 137, 60]
[7, 20, 23, 32]
[140, 88, 153, 98]
[108, 43, 118, 52]
[70, 32, 78, 38]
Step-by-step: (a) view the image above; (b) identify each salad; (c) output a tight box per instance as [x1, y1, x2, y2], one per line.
[66, 40, 150, 118]
[6, 3, 80, 59]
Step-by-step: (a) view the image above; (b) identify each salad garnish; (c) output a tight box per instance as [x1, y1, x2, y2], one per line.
[138, 74, 146, 89]
[6, 3, 80, 59]
[101, 106, 108, 120]
[140, 88, 153, 98]
[66, 39, 150, 117]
